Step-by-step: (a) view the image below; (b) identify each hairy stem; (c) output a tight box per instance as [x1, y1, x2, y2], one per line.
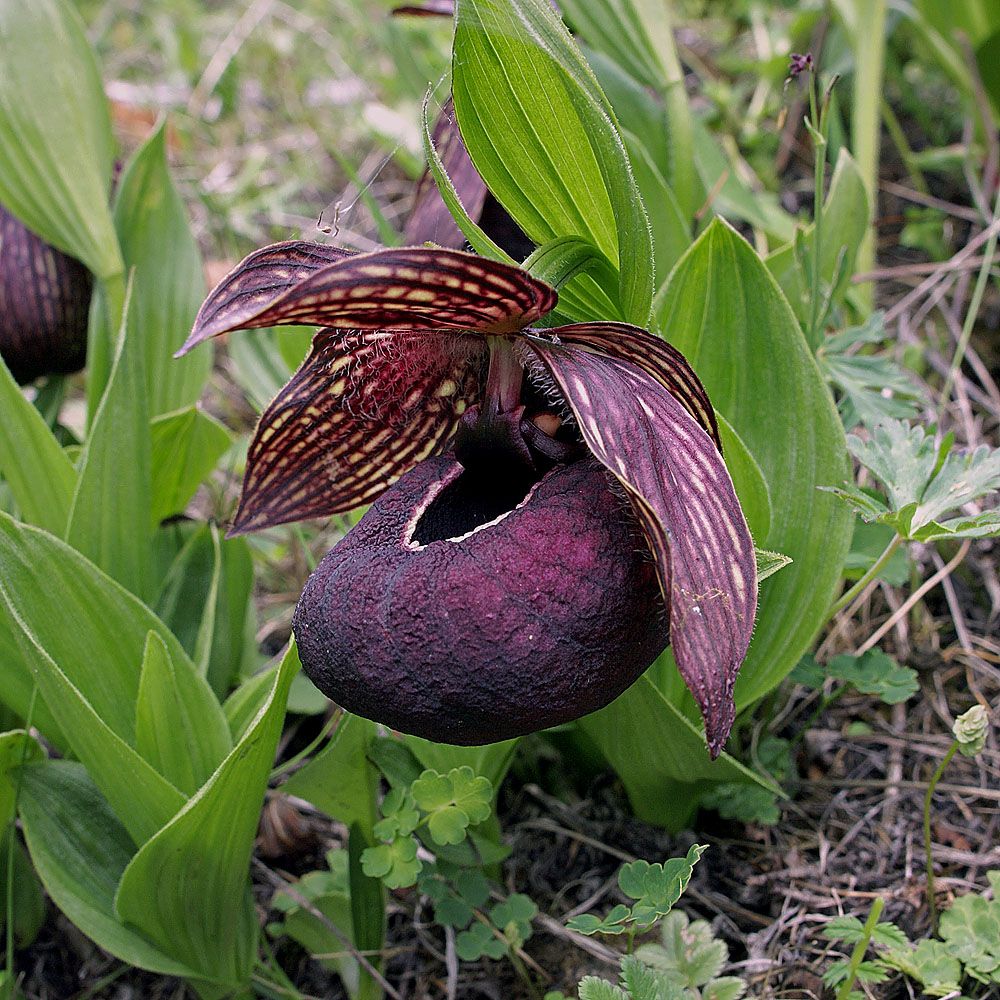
[924, 740, 959, 932]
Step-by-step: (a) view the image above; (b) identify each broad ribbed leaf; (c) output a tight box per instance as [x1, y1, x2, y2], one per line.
[67, 282, 153, 600]
[232, 328, 487, 532]
[107, 122, 212, 416]
[453, 0, 654, 323]
[0, 511, 196, 754]
[181, 246, 557, 352]
[135, 631, 232, 796]
[654, 219, 852, 706]
[0, 0, 121, 281]
[150, 406, 233, 526]
[580, 671, 775, 830]
[541, 322, 720, 447]
[0, 579, 185, 845]
[0, 355, 76, 535]
[114, 642, 297, 985]
[282, 713, 380, 832]
[18, 761, 197, 978]
[529, 342, 756, 755]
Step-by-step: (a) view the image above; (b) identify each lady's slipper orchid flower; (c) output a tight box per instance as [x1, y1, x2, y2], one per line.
[178, 245, 756, 756]
[0, 204, 92, 384]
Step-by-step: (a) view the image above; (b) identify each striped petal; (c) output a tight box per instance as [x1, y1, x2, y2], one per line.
[545, 323, 720, 448]
[231, 328, 487, 533]
[527, 339, 756, 757]
[180, 245, 557, 354]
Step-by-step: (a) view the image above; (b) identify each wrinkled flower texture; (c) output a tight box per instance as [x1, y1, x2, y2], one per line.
[0, 204, 92, 384]
[179, 244, 757, 757]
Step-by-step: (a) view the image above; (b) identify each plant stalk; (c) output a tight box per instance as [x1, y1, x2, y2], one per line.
[924, 740, 958, 932]
[827, 534, 902, 619]
[835, 895, 884, 1000]
[851, 0, 888, 312]
[807, 78, 827, 351]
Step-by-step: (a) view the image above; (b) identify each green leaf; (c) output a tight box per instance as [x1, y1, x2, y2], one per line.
[838, 420, 1000, 540]
[844, 521, 910, 586]
[106, 121, 212, 416]
[718, 414, 771, 543]
[578, 977, 629, 1000]
[283, 713, 381, 833]
[937, 876, 1000, 981]
[0, 730, 44, 829]
[619, 845, 706, 929]
[0, 512, 191, 751]
[114, 641, 298, 986]
[0, 358, 77, 535]
[566, 904, 632, 936]
[404, 736, 518, 793]
[0, 830, 45, 949]
[0, 0, 121, 280]
[455, 920, 507, 961]
[373, 787, 420, 841]
[134, 631, 232, 795]
[360, 837, 422, 889]
[635, 910, 728, 987]
[699, 735, 791, 827]
[66, 281, 154, 600]
[654, 218, 852, 707]
[826, 649, 919, 705]
[154, 521, 255, 697]
[453, 0, 653, 323]
[17, 760, 196, 978]
[580, 670, 779, 829]
[0, 580, 185, 845]
[411, 766, 493, 845]
[878, 939, 963, 990]
[818, 315, 920, 430]
[765, 149, 868, 328]
[150, 407, 232, 526]
[755, 548, 792, 584]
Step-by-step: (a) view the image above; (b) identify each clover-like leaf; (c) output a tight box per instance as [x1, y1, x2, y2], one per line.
[411, 766, 493, 846]
[455, 920, 507, 961]
[567, 904, 632, 936]
[360, 836, 422, 889]
[490, 893, 537, 948]
[373, 786, 421, 842]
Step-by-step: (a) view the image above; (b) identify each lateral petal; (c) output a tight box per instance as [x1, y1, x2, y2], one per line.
[231, 328, 487, 533]
[545, 322, 721, 448]
[180, 245, 557, 353]
[527, 339, 756, 756]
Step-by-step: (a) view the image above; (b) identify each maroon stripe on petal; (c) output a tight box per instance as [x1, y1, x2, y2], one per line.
[528, 341, 756, 757]
[181, 245, 557, 353]
[541, 322, 721, 449]
[180, 241, 355, 353]
[231, 328, 487, 533]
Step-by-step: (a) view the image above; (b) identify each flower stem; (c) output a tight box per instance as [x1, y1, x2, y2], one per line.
[484, 337, 524, 415]
[850, 0, 888, 313]
[827, 534, 903, 619]
[835, 895, 884, 1000]
[924, 740, 959, 932]
[807, 77, 826, 351]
